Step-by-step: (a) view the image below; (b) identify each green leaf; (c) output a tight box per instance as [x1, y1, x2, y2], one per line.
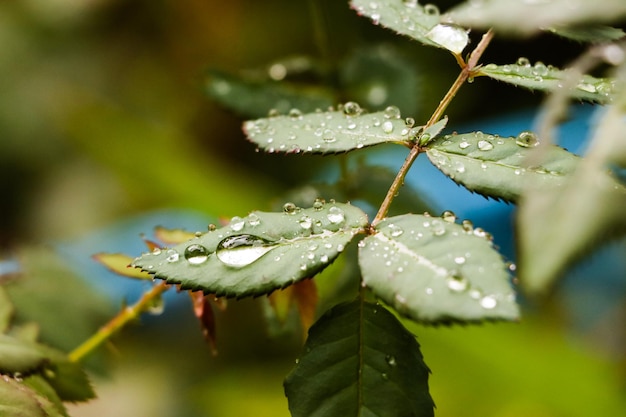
[284, 299, 434, 417]
[548, 25, 626, 43]
[418, 115, 448, 146]
[477, 63, 615, 103]
[0, 334, 48, 375]
[351, 0, 469, 55]
[447, 0, 626, 37]
[205, 68, 335, 119]
[243, 104, 414, 154]
[426, 131, 581, 203]
[23, 376, 66, 416]
[0, 287, 13, 333]
[39, 349, 95, 402]
[359, 214, 519, 323]
[0, 377, 66, 417]
[132, 202, 369, 297]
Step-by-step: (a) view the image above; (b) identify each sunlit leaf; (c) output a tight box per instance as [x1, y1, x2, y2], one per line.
[548, 25, 626, 43]
[154, 226, 197, 245]
[351, 0, 469, 55]
[243, 104, 414, 154]
[205, 69, 335, 119]
[132, 202, 368, 297]
[92, 253, 152, 280]
[477, 63, 615, 103]
[0, 377, 66, 417]
[359, 214, 519, 323]
[0, 335, 47, 375]
[284, 299, 434, 417]
[447, 0, 626, 36]
[426, 131, 581, 202]
[0, 287, 13, 333]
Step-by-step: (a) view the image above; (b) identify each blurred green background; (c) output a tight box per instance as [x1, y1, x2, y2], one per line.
[1, 0, 625, 416]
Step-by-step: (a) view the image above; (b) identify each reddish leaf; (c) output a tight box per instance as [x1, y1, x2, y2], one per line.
[292, 279, 318, 333]
[190, 292, 218, 355]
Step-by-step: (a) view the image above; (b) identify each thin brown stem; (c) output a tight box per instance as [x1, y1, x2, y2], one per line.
[68, 281, 170, 363]
[371, 30, 494, 226]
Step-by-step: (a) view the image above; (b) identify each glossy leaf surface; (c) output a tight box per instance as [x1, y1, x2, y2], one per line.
[351, 0, 469, 55]
[359, 214, 519, 323]
[243, 104, 413, 154]
[478, 63, 614, 103]
[132, 203, 368, 297]
[284, 299, 434, 417]
[426, 131, 580, 202]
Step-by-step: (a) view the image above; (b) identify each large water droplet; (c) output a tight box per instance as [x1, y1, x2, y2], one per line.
[299, 215, 313, 230]
[166, 249, 180, 263]
[184, 244, 210, 265]
[459, 140, 470, 149]
[248, 213, 261, 226]
[343, 101, 361, 116]
[516, 57, 530, 67]
[283, 202, 298, 214]
[230, 216, 245, 231]
[477, 140, 494, 151]
[216, 235, 273, 268]
[532, 61, 549, 77]
[515, 130, 538, 147]
[441, 210, 456, 223]
[382, 120, 394, 133]
[480, 295, 498, 309]
[327, 206, 345, 224]
[289, 108, 303, 120]
[383, 105, 401, 119]
[313, 198, 325, 211]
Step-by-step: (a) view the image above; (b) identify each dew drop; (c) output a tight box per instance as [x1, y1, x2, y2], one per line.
[230, 216, 245, 231]
[248, 213, 261, 226]
[322, 129, 336, 143]
[343, 101, 361, 116]
[403, 0, 417, 7]
[184, 244, 210, 265]
[151, 248, 162, 255]
[515, 130, 538, 147]
[216, 235, 273, 268]
[388, 224, 404, 237]
[425, 287, 434, 295]
[327, 206, 345, 224]
[462, 219, 473, 232]
[532, 61, 549, 77]
[382, 120, 394, 133]
[477, 140, 494, 151]
[454, 256, 466, 265]
[268, 108, 280, 117]
[299, 215, 313, 230]
[320, 254, 329, 263]
[283, 202, 298, 214]
[431, 219, 446, 236]
[441, 210, 456, 223]
[166, 249, 180, 263]
[289, 108, 303, 120]
[453, 161, 465, 173]
[447, 272, 468, 292]
[480, 295, 498, 309]
[404, 117, 415, 128]
[383, 105, 401, 119]
[424, 3, 439, 15]
[313, 198, 325, 211]
[385, 355, 397, 367]
[516, 57, 531, 67]
[459, 140, 470, 149]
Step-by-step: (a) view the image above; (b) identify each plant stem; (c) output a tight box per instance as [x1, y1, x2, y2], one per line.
[372, 30, 494, 226]
[68, 281, 170, 363]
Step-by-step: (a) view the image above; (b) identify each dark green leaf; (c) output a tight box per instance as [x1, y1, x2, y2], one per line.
[285, 299, 434, 417]
[0, 335, 47, 375]
[359, 214, 519, 323]
[243, 104, 414, 154]
[0, 287, 13, 333]
[351, 0, 469, 55]
[548, 25, 626, 43]
[132, 202, 369, 297]
[447, 0, 626, 36]
[477, 63, 614, 103]
[39, 349, 95, 402]
[0, 377, 66, 417]
[23, 376, 66, 415]
[426, 131, 581, 203]
[205, 69, 335, 119]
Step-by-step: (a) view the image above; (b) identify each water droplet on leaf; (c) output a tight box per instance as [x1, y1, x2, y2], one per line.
[516, 57, 530, 67]
[283, 202, 298, 214]
[166, 249, 180, 263]
[441, 210, 456, 223]
[327, 206, 345, 224]
[343, 101, 361, 116]
[382, 120, 394, 133]
[515, 130, 538, 147]
[447, 272, 468, 292]
[388, 224, 404, 237]
[184, 244, 210, 265]
[385, 355, 397, 366]
[477, 140, 494, 151]
[383, 105, 401, 119]
[216, 235, 274, 268]
[480, 295, 498, 309]
[289, 108, 303, 120]
[424, 3, 439, 15]
[230, 216, 245, 231]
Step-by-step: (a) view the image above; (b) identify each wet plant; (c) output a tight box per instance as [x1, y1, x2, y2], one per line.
[2, 0, 625, 416]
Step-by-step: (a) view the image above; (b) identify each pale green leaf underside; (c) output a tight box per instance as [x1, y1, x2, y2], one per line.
[548, 25, 626, 43]
[478, 63, 614, 103]
[243, 107, 413, 154]
[0, 335, 47, 375]
[0, 377, 66, 417]
[426, 131, 581, 202]
[447, 0, 626, 36]
[284, 299, 434, 417]
[205, 69, 335, 119]
[351, 0, 469, 54]
[133, 203, 368, 297]
[359, 214, 519, 323]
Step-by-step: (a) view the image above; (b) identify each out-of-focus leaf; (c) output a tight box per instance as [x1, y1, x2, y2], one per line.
[0, 287, 13, 333]
[154, 226, 197, 245]
[0, 377, 66, 417]
[477, 63, 615, 103]
[23, 376, 66, 416]
[243, 104, 413, 154]
[360, 214, 519, 323]
[190, 292, 218, 355]
[284, 299, 434, 417]
[6, 246, 112, 353]
[447, 0, 626, 36]
[0, 334, 47, 375]
[351, 0, 469, 55]
[340, 45, 422, 115]
[291, 279, 318, 333]
[205, 69, 335, 119]
[37, 346, 95, 402]
[92, 253, 152, 280]
[132, 202, 368, 297]
[426, 131, 581, 202]
[549, 25, 626, 43]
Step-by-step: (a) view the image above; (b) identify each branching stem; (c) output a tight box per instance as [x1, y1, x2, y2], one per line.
[371, 30, 494, 226]
[68, 281, 170, 363]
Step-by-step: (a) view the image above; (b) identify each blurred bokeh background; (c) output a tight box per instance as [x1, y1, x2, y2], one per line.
[1, 0, 625, 416]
